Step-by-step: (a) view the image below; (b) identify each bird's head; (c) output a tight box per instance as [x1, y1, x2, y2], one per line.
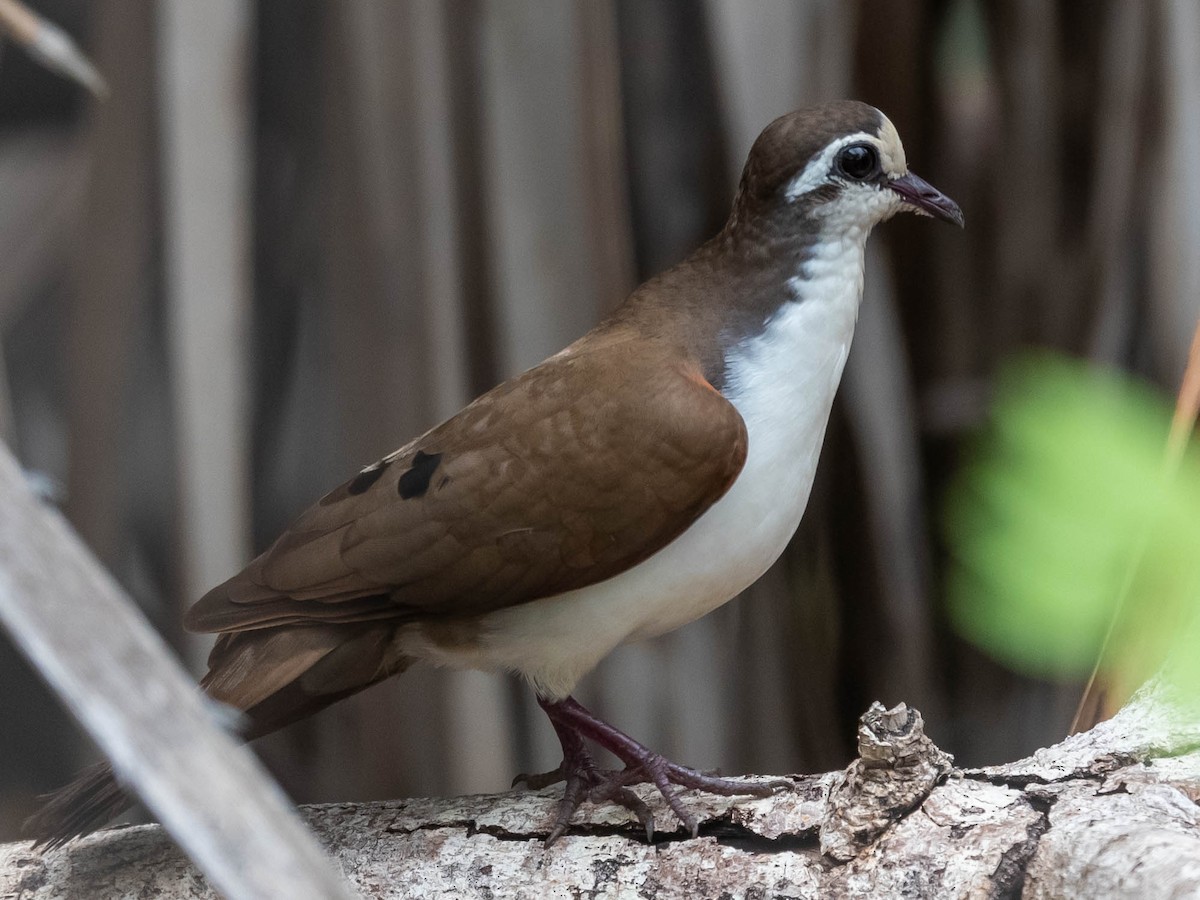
[731, 100, 963, 237]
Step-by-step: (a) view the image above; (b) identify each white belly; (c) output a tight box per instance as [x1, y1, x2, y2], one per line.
[402, 241, 866, 699]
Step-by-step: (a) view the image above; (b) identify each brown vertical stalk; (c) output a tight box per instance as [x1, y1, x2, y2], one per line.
[65, 1, 157, 570]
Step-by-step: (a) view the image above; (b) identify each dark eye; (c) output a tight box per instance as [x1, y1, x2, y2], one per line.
[836, 143, 879, 181]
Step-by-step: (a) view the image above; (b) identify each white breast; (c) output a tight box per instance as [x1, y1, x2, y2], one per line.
[401, 233, 869, 699]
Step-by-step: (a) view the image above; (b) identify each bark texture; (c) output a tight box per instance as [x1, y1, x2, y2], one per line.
[4, 693, 1199, 899]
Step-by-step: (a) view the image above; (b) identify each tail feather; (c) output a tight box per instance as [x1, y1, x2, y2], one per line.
[24, 624, 406, 850]
[24, 761, 128, 851]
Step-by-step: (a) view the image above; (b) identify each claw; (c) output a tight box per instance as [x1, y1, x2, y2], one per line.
[544, 819, 570, 847]
[761, 777, 795, 793]
[651, 772, 696, 837]
[512, 765, 565, 790]
[661, 762, 790, 797]
[545, 768, 591, 845]
[603, 786, 655, 843]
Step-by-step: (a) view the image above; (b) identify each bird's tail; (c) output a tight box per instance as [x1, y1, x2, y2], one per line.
[24, 623, 407, 850]
[24, 761, 127, 851]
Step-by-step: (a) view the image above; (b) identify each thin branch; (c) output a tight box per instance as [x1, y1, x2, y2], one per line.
[0, 0, 108, 97]
[1071, 314, 1200, 734]
[0, 443, 354, 900]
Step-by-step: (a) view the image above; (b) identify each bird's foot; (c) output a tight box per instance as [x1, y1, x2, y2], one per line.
[514, 695, 791, 845]
[512, 714, 657, 844]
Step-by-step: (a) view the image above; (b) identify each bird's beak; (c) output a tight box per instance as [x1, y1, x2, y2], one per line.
[888, 172, 964, 228]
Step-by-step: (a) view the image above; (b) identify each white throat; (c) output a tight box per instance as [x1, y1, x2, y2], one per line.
[717, 226, 868, 562]
[727, 229, 867, 440]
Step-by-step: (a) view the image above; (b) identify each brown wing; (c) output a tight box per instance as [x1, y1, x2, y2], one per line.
[184, 329, 747, 635]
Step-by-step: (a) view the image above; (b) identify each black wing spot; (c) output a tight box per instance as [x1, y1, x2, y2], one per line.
[347, 460, 390, 495]
[398, 451, 443, 499]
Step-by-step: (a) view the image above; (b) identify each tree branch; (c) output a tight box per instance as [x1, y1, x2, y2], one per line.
[5, 690, 1198, 898]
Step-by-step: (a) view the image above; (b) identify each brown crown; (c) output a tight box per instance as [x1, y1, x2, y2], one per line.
[736, 100, 884, 206]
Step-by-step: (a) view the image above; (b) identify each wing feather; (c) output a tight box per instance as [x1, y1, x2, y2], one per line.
[185, 333, 746, 634]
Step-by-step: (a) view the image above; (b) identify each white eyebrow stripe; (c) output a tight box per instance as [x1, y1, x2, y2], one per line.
[784, 131, 878, 201]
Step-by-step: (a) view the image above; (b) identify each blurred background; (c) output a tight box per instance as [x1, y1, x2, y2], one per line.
[2, 0, 1198, 841]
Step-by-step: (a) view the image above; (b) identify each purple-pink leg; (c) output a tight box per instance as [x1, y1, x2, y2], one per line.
[513, 695, 791, 845]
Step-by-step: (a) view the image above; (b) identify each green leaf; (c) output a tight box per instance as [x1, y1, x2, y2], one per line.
[945, 355, 1200, 685]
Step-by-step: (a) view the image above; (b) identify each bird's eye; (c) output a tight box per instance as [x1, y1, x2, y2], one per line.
[836, 143, 879, 181]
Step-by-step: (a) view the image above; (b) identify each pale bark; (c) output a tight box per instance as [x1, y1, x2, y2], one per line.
[5, 690, 1198, 899]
